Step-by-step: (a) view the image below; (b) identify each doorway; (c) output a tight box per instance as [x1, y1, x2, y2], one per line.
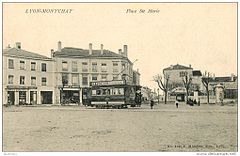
[41, 91, 53, 104]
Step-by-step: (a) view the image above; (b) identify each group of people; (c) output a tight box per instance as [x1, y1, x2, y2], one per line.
[149, 98, 201, 109]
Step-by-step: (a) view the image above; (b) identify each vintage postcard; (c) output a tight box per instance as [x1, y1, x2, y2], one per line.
[2, 2, 238, 154]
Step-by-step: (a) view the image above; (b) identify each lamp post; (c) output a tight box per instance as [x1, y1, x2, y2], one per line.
[157, 88, 160, 104]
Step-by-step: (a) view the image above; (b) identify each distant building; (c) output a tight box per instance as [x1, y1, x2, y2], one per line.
[206, 74, 237, 99]
[163, 64, 202, 101]
[3, 42, 55, 105]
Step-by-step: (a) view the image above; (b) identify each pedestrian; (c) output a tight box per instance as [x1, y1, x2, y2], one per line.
[150, 100, 154, 109]
[198, 98, 200, 106]
[175, 100, 179, 108]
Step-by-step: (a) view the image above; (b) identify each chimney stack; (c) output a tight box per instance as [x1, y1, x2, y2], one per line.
[89, 43, 93, 55]
[213, 73, 215, 80]
[189, 64, 191, 68]
[15, 42, 21, 50]
[51, 49, 54, 58]
[58, 41, 62, 52]
[231, 73, 235, 81]
[100, 44, 104, 55]
[118, 49, 122, 55]
[123, 45, 128, 57]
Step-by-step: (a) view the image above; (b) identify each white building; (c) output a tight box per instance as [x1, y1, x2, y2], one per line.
[51, 41, 136, 105]
[3, 42, 55, 105]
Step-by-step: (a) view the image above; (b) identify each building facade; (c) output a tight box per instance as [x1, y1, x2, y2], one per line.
[163, 64, 203, 101]
[3, 42, 55, 105]
[51, 42, 136, 104]
[3, 42, 140, 106]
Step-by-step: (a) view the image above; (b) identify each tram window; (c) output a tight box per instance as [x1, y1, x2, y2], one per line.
[118, 88, 124, 95]
[102, 89, 111, 95]
[112, 88, 117, 95]
[96, 89, 101, 95]
[92, 90, 96, 95]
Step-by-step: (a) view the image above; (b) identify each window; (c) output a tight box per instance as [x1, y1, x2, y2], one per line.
[101, 74, 107, 81]
[8, 75, 14, 84]
[72, 61, 78, 72]
[82, 62, 88, 72]
[31, 77, 36, 86]
[42, 77, 47, 86]
[62, 73, 69, 86]
[20, 76, 25, 85]
[180, 71, 187, 77]
[101, 63, 107, 72]
[92, 75, 98, 81]
[8, 59, 14, 69]
[113, 62, 118, 73]
[82, 76, 88, 85]
[31, 62, 36, 71]
[20, 61, 25, 70]
[113, 75, 118, 80]
[112, 88, 124, 95]
[92, 62, 98, 72]
[72, 74, 79, 85]
[41, 63, 47, 72]
[122, 63, 126, 70]
[62, 61, 68, 71]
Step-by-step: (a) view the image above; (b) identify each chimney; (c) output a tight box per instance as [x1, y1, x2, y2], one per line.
[189, 64, 191, 68]
[51, 49, 54, 57]
[100, 44, 104, 55]
[58, 41, 62, 52]
[123, 45, 128, 57]
[89, 43, 93, 55]
[231, 73, 235, 81]
[15, 42, 21, 50]
[118, 49, 122, 55]
[213, 73, 215, 80]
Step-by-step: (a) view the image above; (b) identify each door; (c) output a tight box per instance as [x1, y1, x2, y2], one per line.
[7, 91, 15, 105]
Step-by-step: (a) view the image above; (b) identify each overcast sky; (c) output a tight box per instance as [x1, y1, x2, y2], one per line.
[3, 3, 237, 91]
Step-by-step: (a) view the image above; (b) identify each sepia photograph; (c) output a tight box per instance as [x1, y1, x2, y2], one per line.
[1, 1, 238, 154]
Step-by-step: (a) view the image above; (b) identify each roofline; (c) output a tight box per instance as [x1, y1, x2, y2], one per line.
[3, 53, 53, 61]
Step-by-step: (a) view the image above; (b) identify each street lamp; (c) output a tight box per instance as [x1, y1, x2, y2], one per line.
[157, 88, 160, 104]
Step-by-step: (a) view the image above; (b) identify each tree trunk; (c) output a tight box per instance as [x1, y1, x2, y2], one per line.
[164, 90, 167, 104]
[207, 90, 209, 104]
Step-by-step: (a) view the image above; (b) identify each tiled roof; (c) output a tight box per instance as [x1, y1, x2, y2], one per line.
[192, 70, 202, 76]
[206, 76, 237, 83]
[3, 48, 51, 60]
[53, 47, 125, 59]
[163, 64, 193, 71]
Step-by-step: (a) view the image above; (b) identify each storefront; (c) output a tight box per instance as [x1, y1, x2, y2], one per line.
[59, 86, 81, 104]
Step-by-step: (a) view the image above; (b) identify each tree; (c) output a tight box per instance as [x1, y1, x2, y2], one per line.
[202, 71, 211, 104]
[182, 72, 192, 104]
[153, 74, 170, 104]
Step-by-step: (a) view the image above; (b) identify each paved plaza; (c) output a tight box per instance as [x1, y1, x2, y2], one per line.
[3, 103, 237, 152]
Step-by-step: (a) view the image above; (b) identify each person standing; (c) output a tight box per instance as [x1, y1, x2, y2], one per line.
[175, 100, 179, 108]
[150, 100, 154, 109]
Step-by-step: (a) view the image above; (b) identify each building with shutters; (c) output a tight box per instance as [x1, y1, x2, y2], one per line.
[3, 42, 55, 105]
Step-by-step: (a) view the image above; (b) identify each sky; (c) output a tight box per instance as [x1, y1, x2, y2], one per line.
[3, 3, 237, 91]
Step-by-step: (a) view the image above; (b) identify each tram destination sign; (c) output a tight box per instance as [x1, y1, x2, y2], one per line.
[90, 80, 125, 86]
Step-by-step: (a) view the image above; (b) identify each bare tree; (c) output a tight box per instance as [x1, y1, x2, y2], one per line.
[153, 74, 170, 104]
[202, 71, 211, 104]
[182, 72, 192, 104]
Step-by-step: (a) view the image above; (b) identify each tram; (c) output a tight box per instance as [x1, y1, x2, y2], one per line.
[87, 80, 142, 108]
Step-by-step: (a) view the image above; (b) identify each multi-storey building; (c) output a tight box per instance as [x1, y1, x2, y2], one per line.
[52, 41, 135, 104]
[3, 42, 55, 105]
[162, 64, 203, 101]
[3, 41, 140, 105]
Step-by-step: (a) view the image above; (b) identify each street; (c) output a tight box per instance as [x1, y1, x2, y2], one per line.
[3, 103, 237, 152]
